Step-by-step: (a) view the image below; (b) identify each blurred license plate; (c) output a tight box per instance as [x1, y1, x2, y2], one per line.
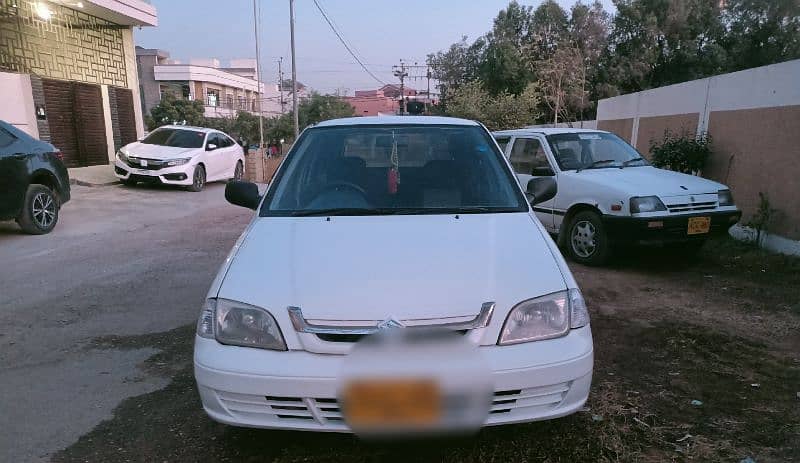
[135, 169, 150, 175]
[687, 217, 711, 235]
[344, 379, 440, 426]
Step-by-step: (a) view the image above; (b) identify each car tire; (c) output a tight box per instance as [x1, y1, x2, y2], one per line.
[16, 184, 59, 235]
[567, 211, 610, 265]
[187, 165, 206, 192]
[232, 161, 244, 182]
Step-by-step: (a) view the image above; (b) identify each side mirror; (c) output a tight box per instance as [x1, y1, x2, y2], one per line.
[531, 166, 555, 176]
[206, 143, 218, 151]
[225, 181, 261, 210]
[527, 177, 557, 205]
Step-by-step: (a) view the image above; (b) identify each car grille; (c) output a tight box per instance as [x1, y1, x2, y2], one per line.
[125, 157, 165, 171]
[216, 382, 570, 425]
[666, 201, 717, 213]
[315, 329, 469, 343]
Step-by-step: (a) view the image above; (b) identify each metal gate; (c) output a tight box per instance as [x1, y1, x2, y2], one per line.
[42, 79, 108, 168]
[109, 86, 137, 151]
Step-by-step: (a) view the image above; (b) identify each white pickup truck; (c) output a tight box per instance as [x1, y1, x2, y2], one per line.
[493, 128, 741, 265]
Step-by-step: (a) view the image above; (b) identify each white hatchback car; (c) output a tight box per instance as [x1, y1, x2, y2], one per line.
[194, 116, 593, 434]
[493, 128, 742, 265]
[114, 125, 245, 191]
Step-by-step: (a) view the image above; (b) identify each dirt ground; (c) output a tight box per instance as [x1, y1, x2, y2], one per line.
[52, 238, 800, 463]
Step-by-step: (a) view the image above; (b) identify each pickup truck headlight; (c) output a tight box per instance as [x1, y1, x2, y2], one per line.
[630, 196, 667, 213]
[197, 298, 287, 351]
[165, 158, 191, 167]
[499, 289, 589, 345]
[718, 189, 734, 206]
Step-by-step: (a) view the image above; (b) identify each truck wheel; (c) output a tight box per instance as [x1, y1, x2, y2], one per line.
[567, 211, 610, 265]
[16, 184, 59, 235]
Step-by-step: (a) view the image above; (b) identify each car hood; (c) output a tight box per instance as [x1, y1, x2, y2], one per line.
[121, 142, 199, 160]
[217, 213, 567, 322]
[568, 166, 727, 196]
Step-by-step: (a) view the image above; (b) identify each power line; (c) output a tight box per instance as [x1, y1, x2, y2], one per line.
[311, 0, 387, 86]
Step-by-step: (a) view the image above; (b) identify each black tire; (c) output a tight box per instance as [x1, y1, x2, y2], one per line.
[232, 161, 244, 182]
[566, 210, 610, 265]
[121, 178, 137, 187]
[187, 165, 206, 192]
[16, 184, 59, 235]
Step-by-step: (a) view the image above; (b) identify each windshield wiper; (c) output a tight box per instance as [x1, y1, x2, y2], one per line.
[291, 208, 386, 217]
[577, 159, 618, 172]
[621, 157, 645, 168]
[291, 206, 523, 217]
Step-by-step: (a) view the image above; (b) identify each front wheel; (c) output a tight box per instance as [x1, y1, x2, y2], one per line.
[232, 161, 244, 182]
[567, 211, 610, 265]
[17, 184, 59, 235]
[187, 165, 206, 192]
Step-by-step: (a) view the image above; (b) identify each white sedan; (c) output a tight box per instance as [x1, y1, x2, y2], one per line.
[114, 125, 245, 191]
[194, 116, 593, 435]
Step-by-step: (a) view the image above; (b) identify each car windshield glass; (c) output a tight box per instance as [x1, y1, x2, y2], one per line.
[261, 124, 528, 216]
[546, 132, 648, 171]
[141, 129, 206, 148]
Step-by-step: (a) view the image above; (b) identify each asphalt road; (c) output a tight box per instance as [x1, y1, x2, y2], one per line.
[0, 182, 253, 462]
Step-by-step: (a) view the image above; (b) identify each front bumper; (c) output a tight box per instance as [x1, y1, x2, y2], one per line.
[114, 160, 193, 186]
[603, 210, 741, 244]
[194, 326, 594, 432]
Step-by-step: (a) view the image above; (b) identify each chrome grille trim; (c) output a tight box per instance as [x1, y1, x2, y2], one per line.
[287, 302, 495, 335]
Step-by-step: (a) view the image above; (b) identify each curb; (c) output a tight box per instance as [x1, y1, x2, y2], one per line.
[70, 178, 120, 187]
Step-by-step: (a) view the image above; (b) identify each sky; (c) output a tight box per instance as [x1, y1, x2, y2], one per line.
[135, 0, 616, 95]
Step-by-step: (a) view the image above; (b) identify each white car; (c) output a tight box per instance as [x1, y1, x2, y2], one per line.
[114, 125, 245, 191]
[493, 128, 742, 265]
[194, 116, 593, 434]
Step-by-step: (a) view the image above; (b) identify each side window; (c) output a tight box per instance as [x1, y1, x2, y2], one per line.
[509, 138, 549, 175]
[0, 127, 17, 149]
[494, 136, 511, 154]
[209, 134, 222, 147]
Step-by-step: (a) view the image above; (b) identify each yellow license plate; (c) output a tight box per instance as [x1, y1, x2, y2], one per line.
[687, 216, 711, 235]
[343, 379, 440, 427]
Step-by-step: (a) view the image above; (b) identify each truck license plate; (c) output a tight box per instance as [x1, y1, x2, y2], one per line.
[687, 217, 711, 235]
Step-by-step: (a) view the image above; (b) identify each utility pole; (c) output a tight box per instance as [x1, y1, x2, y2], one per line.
[426, 66, 431, 113]
[253, 0, 264, 152]
[289, 0, 299, 138]
[392, 60, 408, 115]
[277, 57, 285, 114]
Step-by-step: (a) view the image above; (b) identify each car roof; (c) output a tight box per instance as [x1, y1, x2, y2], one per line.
[492, 127, 610, 136]
[314, 116, 480, 128]
[157, 125, 219, 134]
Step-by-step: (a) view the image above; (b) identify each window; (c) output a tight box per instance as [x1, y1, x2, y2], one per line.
[494, 136, 511, 153]
[263, 125, 527, 215]
[546, 132, 646, 170]
[509, 138, 550, 175]
[0, 127, 17, 149]
[207, 90, 219, 107]
[141, 128, 206, 148]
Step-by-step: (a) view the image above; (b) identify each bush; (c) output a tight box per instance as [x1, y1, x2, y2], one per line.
[649, 130, 712, 175]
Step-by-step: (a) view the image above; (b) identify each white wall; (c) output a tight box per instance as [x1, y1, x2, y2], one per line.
[0, 71, 39, 138]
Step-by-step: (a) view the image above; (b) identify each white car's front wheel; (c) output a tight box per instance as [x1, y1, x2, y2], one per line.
[567, 211, 610, 266]
[232, 161, 243, 182]
[188, 165, 206, 192]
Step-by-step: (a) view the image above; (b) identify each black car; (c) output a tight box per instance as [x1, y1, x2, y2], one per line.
[0, 120, 71, 234]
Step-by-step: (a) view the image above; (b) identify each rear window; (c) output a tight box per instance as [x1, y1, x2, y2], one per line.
[141, 128, 206, 148]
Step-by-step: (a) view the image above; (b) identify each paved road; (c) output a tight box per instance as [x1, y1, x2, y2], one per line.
[0, 182, 253, 462]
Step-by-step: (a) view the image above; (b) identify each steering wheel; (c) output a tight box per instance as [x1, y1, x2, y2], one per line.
[309, 182, 369, 206]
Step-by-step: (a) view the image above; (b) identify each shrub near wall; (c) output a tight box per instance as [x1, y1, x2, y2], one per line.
[649, 130, 712, 175]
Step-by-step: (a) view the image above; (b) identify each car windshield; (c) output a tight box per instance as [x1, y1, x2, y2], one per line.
[546, 132, 648, 171]
[141, 128, 206, 148]
[262, 124, 528, 216]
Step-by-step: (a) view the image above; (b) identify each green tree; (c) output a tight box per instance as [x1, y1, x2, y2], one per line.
[427, 36, 486, 107]
[146, 94, 206, 130]
[721, 0, 800, 71]
[297, 92, 355, 129]
[446, 80, 541, 131]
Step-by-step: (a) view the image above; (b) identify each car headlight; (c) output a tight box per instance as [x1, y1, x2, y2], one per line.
[718, 189, 734, 207]
[165, 158, 191, 167]
[196, 298, 287, 351]
[630, 196, 667, 213]
[498, 289, 589, 345]
[116, 150, 128, 162]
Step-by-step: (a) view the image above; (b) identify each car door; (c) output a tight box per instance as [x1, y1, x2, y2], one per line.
[219, 134, 238, 177]
[0, 125, 29, 220]
[205, 133, 227, 180]
[508, 136, 557, 230]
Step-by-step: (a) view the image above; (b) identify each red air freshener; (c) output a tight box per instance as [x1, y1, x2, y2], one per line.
[387, 168, 398, 194]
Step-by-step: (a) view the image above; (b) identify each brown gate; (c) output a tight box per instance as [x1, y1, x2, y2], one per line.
[109, 87, 138, 151]
[42, 79, 108, 168]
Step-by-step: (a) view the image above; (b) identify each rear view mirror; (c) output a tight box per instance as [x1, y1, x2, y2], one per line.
[225, 181, 261, 210]
[527, 177, 557, 205]
[206, 143, 218, 151]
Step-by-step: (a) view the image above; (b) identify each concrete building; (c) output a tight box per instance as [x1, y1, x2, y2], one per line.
[596, 59, 800, 253]
[0, 0, 157, 168]
[345, 85, 437, 116]
[136, 49, 292, 120]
